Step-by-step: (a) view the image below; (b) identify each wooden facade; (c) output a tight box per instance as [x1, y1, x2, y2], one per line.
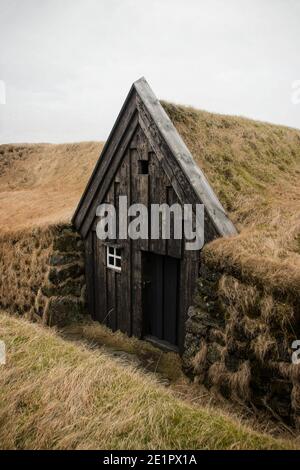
[73, 78, 236, 352]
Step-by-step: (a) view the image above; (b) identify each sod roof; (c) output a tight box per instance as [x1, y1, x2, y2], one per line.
[0, 98, 299, 297]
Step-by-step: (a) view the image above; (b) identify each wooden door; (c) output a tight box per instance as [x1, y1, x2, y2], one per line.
[142, 252, 179, 347]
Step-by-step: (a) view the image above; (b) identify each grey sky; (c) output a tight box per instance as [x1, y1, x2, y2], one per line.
[0, 0, 299, 143]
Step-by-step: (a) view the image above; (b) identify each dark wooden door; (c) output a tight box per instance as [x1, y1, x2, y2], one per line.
[142, 252, 179, 347]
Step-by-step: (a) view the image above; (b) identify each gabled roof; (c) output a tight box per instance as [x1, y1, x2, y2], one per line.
[72, 77, 237, 238]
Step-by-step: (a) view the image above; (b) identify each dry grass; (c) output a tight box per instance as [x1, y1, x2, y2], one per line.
[0, 142, 102, 316]
[208, 361, 252, 402]
[0, 311, 296, 450]
[0, 142, 103, 234]
[191, 339, 208, 378]
[0, 224, 71, 320]
[60, 320, 183, 383]
[0, 104, 299, 447]
[1, 105, 299, 295]
[0, 227, 54, 315]
[61, 319, 300, 438]
[163, 103, 300, 297]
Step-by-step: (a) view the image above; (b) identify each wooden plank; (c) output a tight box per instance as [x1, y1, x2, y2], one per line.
[138, 174, 149, 251]
[84, 231, 95, 318]
[149, 254, 163, 339]
[140, 253, 160, 342]
[130, 145, 149, 251]
[137, 127, 149, 252]
[105, 185, 117, 330]
[131, 245, 142, 338]
[130, 140, 143, 338]
[148, 151, 168, 255]
[137, 103, 220, 243]
[80, 113, 139, 238]
[92, 233, 99, 321]
[106, 267, 116, 330]
[134, 79, 237, 237]
[163, 256, 179, 345]
[93, 234, 107, 324]
[136, 125, 150, 159]
[166, 186, 182, 258]
[116, 152, 132, 334]
[73, 89, 137, 230]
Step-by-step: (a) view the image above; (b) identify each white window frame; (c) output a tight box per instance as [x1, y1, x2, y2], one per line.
[106, 246, 122, 272]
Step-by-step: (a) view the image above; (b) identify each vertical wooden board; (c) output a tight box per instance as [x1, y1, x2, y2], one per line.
[166, 186, 182, 258]
[141, 251, 150, 336]
[130, 128, 157, 336]
[105, 184, 115, 238]
[106, 267, 116, 330]
[130, 148, 139, 203]
[84, 232, 95, 319]
[114, 180, 120, 241]
[93, 234, 107, 324]
[130, 144, 149, 252]
[116, 153, 132, 334]
[129, 125, 139, 149]
[105, 185, 117, 330]
[93, 232, 100, 322]
[149, 151, 168, 255]
[74, 92, 137, 230]
[152, 254, 163, 339]
[115, 256, 129, 333]
[136, 125, 150, 158]
[131, 246, 142, 338]
[138, 174, 149, 251]
[92, 234, 98, 320]
[163, 256, 179, 345]
[80, 114, 139, 238]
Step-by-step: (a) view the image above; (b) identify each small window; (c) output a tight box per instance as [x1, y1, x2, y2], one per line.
[106, 246, 122, 272]
[138, 160, 149, 175]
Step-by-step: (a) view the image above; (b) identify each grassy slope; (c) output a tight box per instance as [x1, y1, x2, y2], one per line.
[0, 142, 103, 234]
[1, 109, 299, 286]
[0, 107, 299, 448]
[0, 312, 295, 450]
[162, 103, 300, 294]
[1, 107, 299, 264]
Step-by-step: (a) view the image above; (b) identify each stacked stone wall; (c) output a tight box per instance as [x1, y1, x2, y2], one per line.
[183, 264, 300, 428]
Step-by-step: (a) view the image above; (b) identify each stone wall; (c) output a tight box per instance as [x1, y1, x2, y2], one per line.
[36, 225, 86, 326]
[0, 224, 87, 326]
[183, 263, 300, 428]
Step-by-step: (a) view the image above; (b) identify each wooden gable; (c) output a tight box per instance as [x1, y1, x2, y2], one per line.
[72, 77, 236, 239]
[72, 78, 236, 352]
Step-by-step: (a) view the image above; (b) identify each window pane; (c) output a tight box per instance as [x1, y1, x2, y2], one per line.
[116, 248, 121, 257]
[108, 256, 115, 265]
[108, 246, 114, 255]
[116, 258, 121, 268]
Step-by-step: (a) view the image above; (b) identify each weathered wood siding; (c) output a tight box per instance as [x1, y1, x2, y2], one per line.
[84, 124, 202, 351]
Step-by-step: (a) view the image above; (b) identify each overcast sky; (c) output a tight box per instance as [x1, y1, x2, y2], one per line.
[0, 0, 299, 143]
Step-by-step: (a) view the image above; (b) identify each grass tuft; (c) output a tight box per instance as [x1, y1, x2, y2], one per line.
[0, 312, 296, 450]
